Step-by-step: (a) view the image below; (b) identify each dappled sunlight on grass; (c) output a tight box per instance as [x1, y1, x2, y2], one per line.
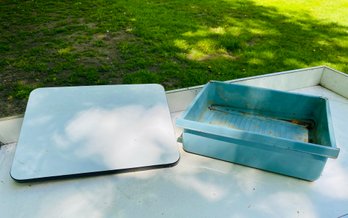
[174, 39, 190, 50]
[175, 27, 239, 61]
[189, 39, 232, 61]
[209, 27, 226, 35]
[0, 0, 347, 116]
[248, 58, 263, 65]
[260, 51, 274, 59]
[283, 58, 306, 69]
[172, 0, 348, 78]
[252, 0, 348, 25]
[57, 47, 73, 55]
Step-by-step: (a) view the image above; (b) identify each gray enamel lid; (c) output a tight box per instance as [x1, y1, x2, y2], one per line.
[11, 84, 179, 182]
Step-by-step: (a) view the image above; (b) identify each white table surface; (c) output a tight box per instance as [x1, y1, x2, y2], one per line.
[1, 85, 348, 218]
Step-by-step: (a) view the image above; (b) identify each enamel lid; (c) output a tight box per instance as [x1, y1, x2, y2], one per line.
[11, 84, 179, 182]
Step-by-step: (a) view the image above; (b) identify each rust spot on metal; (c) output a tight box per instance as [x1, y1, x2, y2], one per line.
[283, 119, 315, 129]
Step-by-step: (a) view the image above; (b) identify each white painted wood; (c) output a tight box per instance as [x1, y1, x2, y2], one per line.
[1, 66, 348, 218]
[320, 67, 348, 99]
[166, 87, 202, 113]
[1, 85, 348, 218]
[0, 116, 23, 144]
[167, 66, 324, 112]
[231, 67, 323, 90]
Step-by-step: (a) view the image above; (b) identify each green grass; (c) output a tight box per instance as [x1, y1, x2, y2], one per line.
[0, 0, 347, 116]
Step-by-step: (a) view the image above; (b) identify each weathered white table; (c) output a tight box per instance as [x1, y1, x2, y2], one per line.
[1, 66, 347, 218]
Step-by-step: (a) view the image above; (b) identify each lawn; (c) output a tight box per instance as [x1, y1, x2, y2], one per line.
[1, 0, 347, 117]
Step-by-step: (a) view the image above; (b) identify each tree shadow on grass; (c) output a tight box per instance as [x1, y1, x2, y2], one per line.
[164, 0, 348, 86]
[0, 0, 348, 116]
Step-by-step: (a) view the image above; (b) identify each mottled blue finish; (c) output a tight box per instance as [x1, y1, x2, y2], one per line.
[176, 81, 339, 181]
